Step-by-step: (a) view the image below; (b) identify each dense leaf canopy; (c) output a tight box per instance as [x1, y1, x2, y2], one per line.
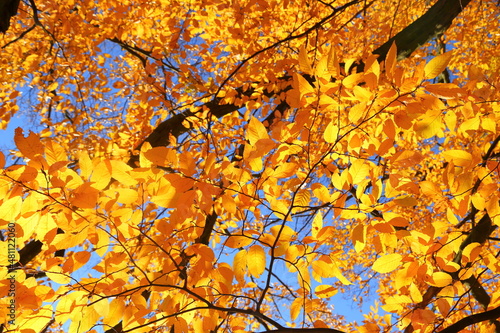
[0, 0, 499, 332]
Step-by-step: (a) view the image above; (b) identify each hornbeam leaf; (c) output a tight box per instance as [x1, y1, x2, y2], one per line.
[372, 253, 402, 273]
[298, 45, 313, 74]
[247, 244, 266, 278]
[246, 117, 269, 146]
[424, 51, 453, 79]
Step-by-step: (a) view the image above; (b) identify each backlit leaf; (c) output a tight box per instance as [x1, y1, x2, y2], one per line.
[424, 51, 453, 79]
[290, 297, 303, 321]
[311, 213, 323, 239]
[233, 249, 247, 283]
[46, 266, 71, 284]
[372, 253, 402, 273]
[247, 245, 266, 278]
[442, 150, 473, 167]
[298, 45, 313, 74]
[14, 128, 44, 160]
[324, 121, 339, 143]
[246, 117, 270, 146]
[428, 272, 452, 287]
[315, 285, 338, 298]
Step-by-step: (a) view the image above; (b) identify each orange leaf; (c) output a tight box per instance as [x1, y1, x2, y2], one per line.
[14, 128, 44, 160]
[351, 223, 366, 253]
[385, 42, 397, 78]
[315, 285, 338, 298]
[71, 183, 100, 209]
[425, 83, 464, 99]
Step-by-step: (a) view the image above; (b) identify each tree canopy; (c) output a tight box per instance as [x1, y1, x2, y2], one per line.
[1, 0, 500, 332]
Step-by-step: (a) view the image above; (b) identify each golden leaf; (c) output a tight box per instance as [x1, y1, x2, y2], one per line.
[424, 51, 453, 79]
[372, 253, 402, 273]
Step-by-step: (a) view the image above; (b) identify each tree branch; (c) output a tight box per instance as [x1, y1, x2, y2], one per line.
[131, 0, 474, 166]
[373, 0, 473, 62]
[439, 305, 500, 333]
[257, 329, 346, 333]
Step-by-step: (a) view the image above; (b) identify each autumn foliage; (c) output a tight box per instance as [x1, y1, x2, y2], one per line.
[0, 0, 500, 332]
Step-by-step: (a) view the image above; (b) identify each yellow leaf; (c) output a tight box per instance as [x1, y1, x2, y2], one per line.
[372, 253, 402, 273]
[315, 285, 338, 298]
[324, 121, 339, 143]
[394, 195, 418, 207]
[424, 51, 453, 79]
[246, 117, 269, 146]
[78, 151, 93, 180]
[270, 225, 296, 242]
[18, 305, 53, 333]
[0, 196, 22, 221]
[327, 46, 340, 76]
[44, 140, 67, 164]
[414, 108, 443, 139]
[436, 298, 451, 317]
[461, 242, 481, 264]
[247, 245, 266, 278]
[47, 81, 59, 91]
[428, 271, 452, 287]
[390, 150, 424, 168]
[295, 72, 315, 99]
[272, 163, 297, 178]
[349, 159, 371, 184]
[348, 102, 367, 123]
[342, 73, 364, 88]
[290, 297, 303, 321]
[36, 213, 58, 241]
[110, 160, 138, 186]
[419, 181, 442, 198]
[224, 235, 253, 249]
[409, 283, 423, 303]
[116, 188, 139, 204]
[90, 160, 112, 190]
[312, 213, 323, 239]
[298, 45, 313, 74]
[233, 249, 247, 283]
[46, 266, 71, 284]
[442, 150, 473, 168]
[312, 259, 331, 279]
[73, 251, 91, 270]
[294, 189, 311, 208]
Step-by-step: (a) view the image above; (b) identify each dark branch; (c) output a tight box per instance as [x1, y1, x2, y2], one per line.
[373, 0, 473, 62]
[439, 305, 500, 333]
[0, 0, 20, 33]
[257, 329, 346, 333]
